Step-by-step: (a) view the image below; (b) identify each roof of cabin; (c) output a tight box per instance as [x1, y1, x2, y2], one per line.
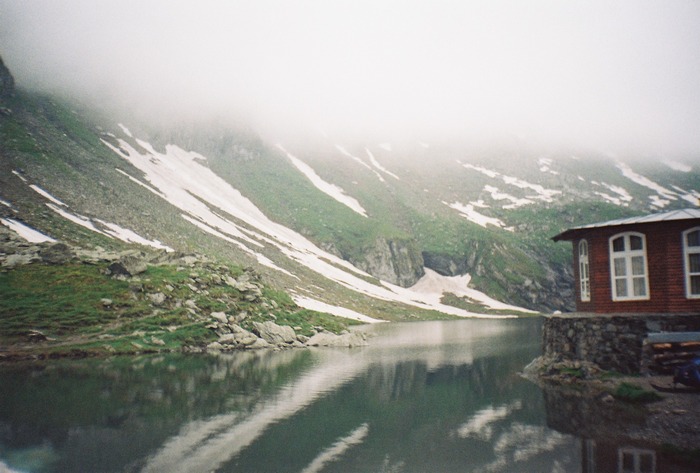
[552, 208, 700, 241]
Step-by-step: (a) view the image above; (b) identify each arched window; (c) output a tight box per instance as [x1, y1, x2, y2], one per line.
[578, 240, 590, 302]
[684, 227, 700, 298]
[609, 232, 649, 301]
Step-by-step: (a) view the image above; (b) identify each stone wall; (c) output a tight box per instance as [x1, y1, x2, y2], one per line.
[542, 313, 700, 374]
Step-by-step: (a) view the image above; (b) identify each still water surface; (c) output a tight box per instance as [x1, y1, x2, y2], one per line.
[0, 318, 685, 472]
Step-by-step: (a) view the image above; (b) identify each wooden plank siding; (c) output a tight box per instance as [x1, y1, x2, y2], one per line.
[570, 220, 700, 314]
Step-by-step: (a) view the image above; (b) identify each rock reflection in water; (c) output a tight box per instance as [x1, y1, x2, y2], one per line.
[543, 386, 698, 473]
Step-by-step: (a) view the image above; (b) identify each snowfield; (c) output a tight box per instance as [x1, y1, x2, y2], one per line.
[102, 131, 532, 319]
[277, 145, 368, 217]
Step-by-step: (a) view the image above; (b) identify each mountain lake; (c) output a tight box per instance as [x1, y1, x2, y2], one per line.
[0, 318, 695, 473]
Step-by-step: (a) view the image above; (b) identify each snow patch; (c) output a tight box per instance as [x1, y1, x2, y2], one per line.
[445, 201, 513, 231]
[483, 185, 534, 209]
[365, 148, 400, 180]
[592, 182, 632, 207]
[102, 131, 522, 319]
[0, 198, 12, 208]
[0, 218, 56, 243]
[118, 123, 133, 138]
[29, 185, 67, 206]
[378, 143, 392, 151]
[293, 295, 383, 323]
[616, 162, 677, 208]
[537, 158, 559, 175]
[11, 170, 27, 182]
[663, 160, 692, 172]
[95, 219, 173, 251]
[335, 145, 385, 182]
[461, 163, 561, 204]
[278, 145, 368, 217]
[410, 269, 535, 313]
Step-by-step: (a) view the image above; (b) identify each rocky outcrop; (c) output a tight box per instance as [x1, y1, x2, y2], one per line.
[306, 330, 367, 347]
[349, 237, 424, 287]
[0, 55, 14, 100]
[422, 252, 470, 277]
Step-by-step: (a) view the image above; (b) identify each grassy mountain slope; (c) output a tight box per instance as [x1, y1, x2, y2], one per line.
[2, 77, 699, 323]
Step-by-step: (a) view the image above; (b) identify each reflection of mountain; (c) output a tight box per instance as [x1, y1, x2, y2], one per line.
[0, 319, 585, 473]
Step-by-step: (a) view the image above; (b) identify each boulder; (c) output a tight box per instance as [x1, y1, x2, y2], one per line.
[252, 321, 297, 345]
[247, 338, 270, 349]
[210, 312, 228, 324]
[306, 331, 368, 348]
[107, 255, 148, 277]
[147, 292, 166, 306]
[38, 242, 75, 264]
[231, 324, 259, 346]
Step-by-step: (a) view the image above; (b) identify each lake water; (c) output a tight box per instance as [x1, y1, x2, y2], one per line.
[0, 318, 692, 472]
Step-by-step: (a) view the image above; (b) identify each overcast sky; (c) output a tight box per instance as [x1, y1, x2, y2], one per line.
[1, 0, 699, 154]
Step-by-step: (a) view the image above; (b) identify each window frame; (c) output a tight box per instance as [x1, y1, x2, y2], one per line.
[683, 227, 700, 299]
[609, 232, 650, 301]
[578, 239, 591, 302]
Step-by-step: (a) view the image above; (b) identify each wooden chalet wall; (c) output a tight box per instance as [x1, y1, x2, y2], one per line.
[570, 219, 700, 314]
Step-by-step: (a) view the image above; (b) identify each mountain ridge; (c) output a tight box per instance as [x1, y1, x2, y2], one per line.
[2, 58, 699, 322]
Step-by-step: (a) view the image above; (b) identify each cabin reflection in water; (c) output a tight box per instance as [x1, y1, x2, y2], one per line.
[543, 386, 698, 473]
[582, 440, 656, 473]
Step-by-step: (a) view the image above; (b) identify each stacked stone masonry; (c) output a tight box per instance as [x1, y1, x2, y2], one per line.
[543, 313, 700, 374]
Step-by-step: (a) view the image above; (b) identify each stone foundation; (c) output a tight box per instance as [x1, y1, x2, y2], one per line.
[542, 313, 700, 374]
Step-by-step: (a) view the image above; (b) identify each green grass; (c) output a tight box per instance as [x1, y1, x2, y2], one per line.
[0, 263, 132, 337]
[0, 260, 359, 357]
[612, 382, 661, 403]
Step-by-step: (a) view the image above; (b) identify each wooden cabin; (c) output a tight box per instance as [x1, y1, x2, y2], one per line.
[552, 208, 700, 314]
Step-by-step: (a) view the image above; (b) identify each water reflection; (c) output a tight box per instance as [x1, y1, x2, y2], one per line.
[0, 318, 689, 472]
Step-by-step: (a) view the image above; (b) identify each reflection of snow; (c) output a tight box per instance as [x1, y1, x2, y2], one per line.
[456, 401, 522, 440]
[301, 423, 369, 473]
[495, 423, 570, 463]
[0, 217, 56, 243]
[278, 145, 367, 217]
[141, 352, 367, 473]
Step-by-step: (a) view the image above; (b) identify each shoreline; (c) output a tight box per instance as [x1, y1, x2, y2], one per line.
[524, 355, 700, 454]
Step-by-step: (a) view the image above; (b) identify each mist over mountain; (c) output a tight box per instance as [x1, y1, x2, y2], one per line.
[2, 47, 699, 321]
[1, 1, 699, 321]
[1, 0, 700, 155]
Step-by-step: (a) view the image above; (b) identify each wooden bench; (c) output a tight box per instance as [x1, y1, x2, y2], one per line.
[643, 332, 700, 374]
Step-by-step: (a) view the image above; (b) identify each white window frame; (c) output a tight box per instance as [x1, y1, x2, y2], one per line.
[618, 446, 656, 473]
[683, 227, 700, 299]
[578, 239, 591, 302]
[609, 232, 650, 301]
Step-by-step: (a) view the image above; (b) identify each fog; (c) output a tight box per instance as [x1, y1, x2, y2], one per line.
[1, 0, 699, 154]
